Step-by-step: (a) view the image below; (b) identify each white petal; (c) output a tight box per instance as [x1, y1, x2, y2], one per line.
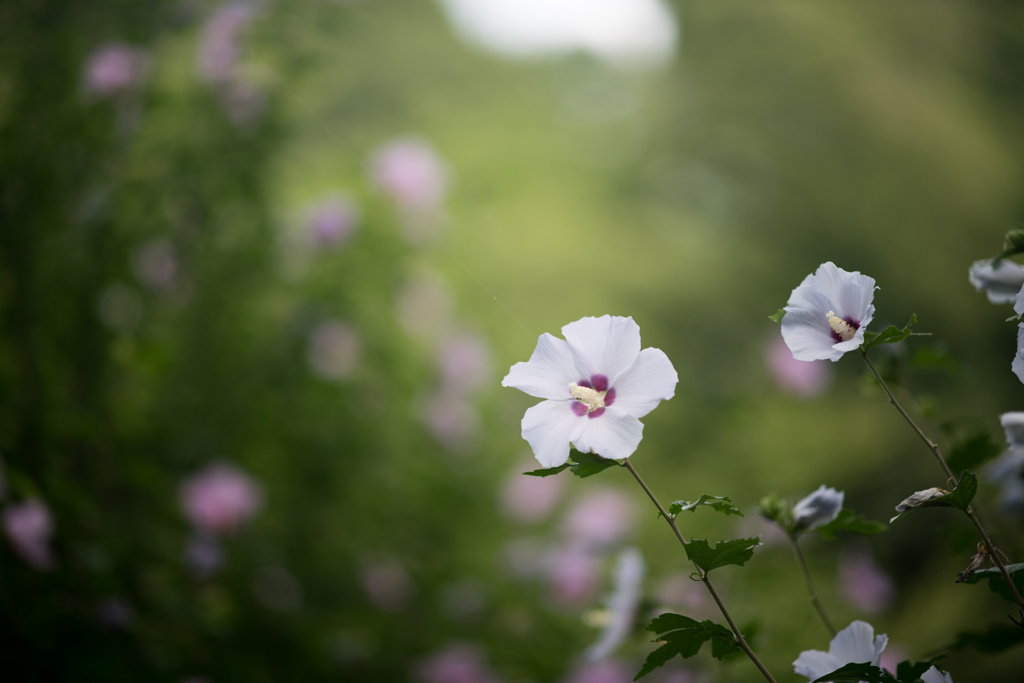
[792, 649, 838, 681]
[828, 620, 885, 666]
[1015, 325, 1024, 386]
[781, 308, 845, 362]
[1000, 412, 1024, 450]
[969, 259, 1024, 305]
[610, 347, 677, 418]
[921, 666, 956, 683]
[792, 485, 844, 532]
[808, 262, 877, 322]
[562, 315, 641, 384]
[1015, 282, 1024, 315]
[521, 400, 587, 467]
[571, 406, 644, 460]
[502, 333, 578, 399]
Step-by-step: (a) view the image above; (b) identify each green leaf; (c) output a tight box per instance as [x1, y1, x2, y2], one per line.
[946, 431, 1001, 474]
[524, 464, 570, 477]
[668, 495, 743, 518]
[862, 314, 930, 351]
[684, 537, 760, 574]
[522, 451, 621, 479]
[950, 622, 1024, 653]
[959, 562, 1024, 603]
[634, 614, 739, 680]
[895, 657, 944, 682]
[768, 308, 785, 323]
[811, 662, 898, 683]
[890, 472, 977, 522]
[815, 509, 887, 540]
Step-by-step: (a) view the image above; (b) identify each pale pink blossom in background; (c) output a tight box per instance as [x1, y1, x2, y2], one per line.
[359, 557, 414, 612]
[839, 550, 896, 614]
[437, 331, 492, 395]
[415, 643, 499, 683]
[132, 238, 178, 292]
[562, 488, 637, 548]
[499, 462, 566, 523]
[419, 391, 480, 451]
[197, 3, 252, 83]
[651, 668, 709, 683]
[180, 463, 263, 536]
[3, 498, 56, 570]
[308, 320, 361, 381]
[765, 335, 831, 397]
[563, 659, 633, 683]
[371, 137, 449, 212]
[305, 195, 359, 247]
[184, 533, 224, 578]
[544, 544, 601, 606]
[655, 572, 707, 615]
[396, 273, 454, 339]
[83, 43, 150, 97]
[879, 642, 908, 675]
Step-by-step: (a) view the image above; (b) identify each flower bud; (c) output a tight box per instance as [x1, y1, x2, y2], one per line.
[791, 485, 844, 533]
[757, 493, 790, 525]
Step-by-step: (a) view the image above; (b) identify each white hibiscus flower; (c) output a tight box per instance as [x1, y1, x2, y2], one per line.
[969, 259, 1024, 304]
[793, 620, 888, 682]
[502, 315, 677, 467]
[781, 262, 877, 362]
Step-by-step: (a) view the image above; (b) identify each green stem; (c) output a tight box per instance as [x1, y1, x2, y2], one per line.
[622, 458, 779, 683]
[788, 534, 836, 637]
[860, 350, 1024, 615]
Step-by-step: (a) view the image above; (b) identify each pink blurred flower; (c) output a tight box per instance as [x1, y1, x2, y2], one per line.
[415, 643, 499, 683]
[654, 572, 707, 615]
[839, 550, 896, 614]
[83, 43, 150, 97]
[360, 557, 414, 612]
[544, 544, 601, 606]
[563, 659, 633, 683]
[3, 498, 55, 570]
[562, 488, 637, 549]
[879, 642, 908, 675]
[419, 391, 480, 451]
[197, 3, 252, 84]
[371, 137, 449, 212]
[180, 463, 262, 536]
[437, 331, 492, 395]
[305, 195, 359, 248]
[308, 320, 361, 381]
[765, 335, 832, 397]
[499, 462, 566, 523]
[132, 238, 178, 292]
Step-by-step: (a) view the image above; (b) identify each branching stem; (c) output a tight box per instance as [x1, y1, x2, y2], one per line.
[860, 350, 1024, 614]
[622, 458, 779, 683]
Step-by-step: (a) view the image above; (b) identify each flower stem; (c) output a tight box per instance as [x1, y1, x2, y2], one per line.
[787, 534, 837, 637]
[622, 458, 779, 683]
[860, 350, 1024, 615]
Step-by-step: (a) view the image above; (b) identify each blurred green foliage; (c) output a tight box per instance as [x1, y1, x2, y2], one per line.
[2, 0, 1024, 681]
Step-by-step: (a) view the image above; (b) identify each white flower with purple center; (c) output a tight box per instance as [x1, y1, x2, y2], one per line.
[969, 259, 1024, 305]
[781, 262, 877, 362]
[502, 315, 677, 467]
[793, 620, 888, 682]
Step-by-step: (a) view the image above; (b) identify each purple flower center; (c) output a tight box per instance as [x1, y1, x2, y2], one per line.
[570, 374, 616, 419]
[827, 311, 860, 344]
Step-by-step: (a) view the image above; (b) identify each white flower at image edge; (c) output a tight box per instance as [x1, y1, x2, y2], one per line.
[792, 485, 844, 533]
[1012, 287, 1024, 385]
[502, 315, 678, 467]
[782, 262, 877, 362]
[793, 620, 887, 682]
[969, 259, 1024, 305]
[921, 666, 957, 683]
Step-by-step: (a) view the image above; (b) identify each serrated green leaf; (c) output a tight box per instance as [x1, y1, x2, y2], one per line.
[668, 495, 743, 518]
[568, 450, 621, 478]
[890, 472, 977, 522]
[635, 614, 739, 680]
[815, 509, 887, 540]
[684, 537, 760, 573]
[862, 314, 929, 351]
[959, 562, 1024, 603]
[895, 657, 944, 682]
[811, 662, 898, 683]
[523, 464, 570, 477]
[769, 308, 785, 323]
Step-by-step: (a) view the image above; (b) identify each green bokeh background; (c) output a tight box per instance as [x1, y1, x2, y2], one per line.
[2, 1, 1023, 681]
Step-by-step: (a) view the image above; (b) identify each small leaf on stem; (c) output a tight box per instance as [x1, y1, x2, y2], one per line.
[634, 613, 739, 680]
[810, 662, 898, 683]
[667, 495, 743, 518]
[684, 537, 761, 573]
